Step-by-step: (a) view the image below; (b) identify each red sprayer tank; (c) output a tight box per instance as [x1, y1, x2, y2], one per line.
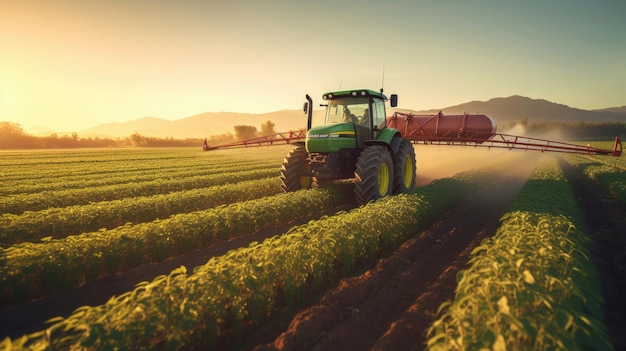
[387, 111, 497, 143]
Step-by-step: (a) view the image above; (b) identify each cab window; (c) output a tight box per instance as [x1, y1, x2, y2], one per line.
[372, 98, 386, 129]
[325, 97, 370, 125]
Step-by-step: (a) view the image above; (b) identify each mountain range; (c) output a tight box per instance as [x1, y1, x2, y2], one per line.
[406, 95, 626, 125]
[38, 95, 626, 139]
[76, 110, 315, 139]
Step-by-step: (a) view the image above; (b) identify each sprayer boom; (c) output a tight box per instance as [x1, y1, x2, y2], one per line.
[411, 133, 621, 156]
[202, 130, 305, 151]
[203, 105, 621, 157]
[388, 111, 621, 156]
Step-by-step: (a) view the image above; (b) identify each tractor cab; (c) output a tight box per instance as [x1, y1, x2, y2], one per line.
[306, 89, 397, 153]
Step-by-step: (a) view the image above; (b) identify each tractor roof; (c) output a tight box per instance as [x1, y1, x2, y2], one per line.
[322, 89, 387, 101]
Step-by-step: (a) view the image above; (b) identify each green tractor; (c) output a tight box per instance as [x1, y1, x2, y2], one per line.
[280, 89, 416, 204]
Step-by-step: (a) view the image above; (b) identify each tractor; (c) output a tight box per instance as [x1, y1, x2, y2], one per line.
[280, 89, 416, 204]
[205, 89, 621, 202]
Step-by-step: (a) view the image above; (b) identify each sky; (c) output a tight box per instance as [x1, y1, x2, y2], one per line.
[1, 0, 625, 132]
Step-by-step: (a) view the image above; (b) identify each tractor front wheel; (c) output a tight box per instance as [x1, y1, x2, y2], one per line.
[280, 145, 313, 192]
[354, 145, 394, 205]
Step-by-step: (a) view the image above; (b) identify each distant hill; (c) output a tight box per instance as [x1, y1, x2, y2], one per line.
[80, 110, 318, 139]
[399, 95, 626, 125]
[75, 96, 625, 138]
[592, 106, 626, 114]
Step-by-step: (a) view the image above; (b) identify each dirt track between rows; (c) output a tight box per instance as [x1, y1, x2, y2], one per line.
[242, 155, 626, 351]
[240, 162, 536, 351]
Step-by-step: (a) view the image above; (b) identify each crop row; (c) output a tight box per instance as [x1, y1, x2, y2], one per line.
[1, 167, 279, 215]
[564, 154, 626, 206]
[0, 184, 354, 305]
[587, 141, 626, 169]
[0, 148, 219, 167]
[0, 158, 278, 196]
[3, 156, 524, 350]
[0, 150, 208, 180]
[2, 156, 209, 183]
[1, 146, 290, 182]
[426, 156, 611, 350]
[0, 177, 282, 247]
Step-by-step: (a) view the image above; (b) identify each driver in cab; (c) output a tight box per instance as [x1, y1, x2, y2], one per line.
[343, 107, 357, 123]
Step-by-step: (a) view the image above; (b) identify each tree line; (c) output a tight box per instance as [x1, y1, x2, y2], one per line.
[0, 120, 278, 149]
[2, 119, 623, 150]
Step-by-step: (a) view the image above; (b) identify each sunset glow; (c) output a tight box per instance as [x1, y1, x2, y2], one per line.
[1, 0, 625, 132]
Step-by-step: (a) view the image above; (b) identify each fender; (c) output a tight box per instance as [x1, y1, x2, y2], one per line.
[363, 128, 402, 156]
[377, 127, 401, 145]
[389, 134, 403, 154]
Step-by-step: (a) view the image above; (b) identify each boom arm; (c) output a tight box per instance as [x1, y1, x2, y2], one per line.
[410, 132, 622, 156]
[388, 111, 622, 156]
[202, 130, 306, 151]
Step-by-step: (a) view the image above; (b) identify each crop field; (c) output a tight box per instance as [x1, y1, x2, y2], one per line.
[1, 144, 625, 350]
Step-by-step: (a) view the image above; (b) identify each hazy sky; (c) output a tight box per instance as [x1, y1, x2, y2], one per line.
[1, 0, 625, 132]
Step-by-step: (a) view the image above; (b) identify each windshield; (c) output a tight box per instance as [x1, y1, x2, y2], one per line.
[324, 97, 370, 125]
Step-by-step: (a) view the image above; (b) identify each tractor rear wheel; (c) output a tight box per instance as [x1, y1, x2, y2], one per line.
[280, 145, 313, 192]
[393, 139, 416, 193]
[354, 145, 394, 205]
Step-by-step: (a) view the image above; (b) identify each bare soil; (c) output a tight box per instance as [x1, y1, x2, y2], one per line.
[559, 158, 626, 350]
[243, 168, 533, 351]
[239, 157, 626, 351]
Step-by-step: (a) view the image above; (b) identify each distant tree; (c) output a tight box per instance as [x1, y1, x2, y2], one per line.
[234, 125, 257, 140]
[130, 133, 148, 147]
[0, 121, 25, 135]
[0, 122, 35, 148]
[260, 120, 276, 136]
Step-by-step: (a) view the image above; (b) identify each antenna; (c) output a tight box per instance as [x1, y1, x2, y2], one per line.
[339, 80, 343, 90]
[380, 64, 385, 94]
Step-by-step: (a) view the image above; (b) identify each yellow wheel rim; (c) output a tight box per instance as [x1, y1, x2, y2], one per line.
[299, 163, 313, 188]
[378, 163, 390, 195]
[403, 154, 414, 188]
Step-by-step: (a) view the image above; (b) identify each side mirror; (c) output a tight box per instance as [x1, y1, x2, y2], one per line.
[305, 94, 313, 131]
[390, 94, 398, 107]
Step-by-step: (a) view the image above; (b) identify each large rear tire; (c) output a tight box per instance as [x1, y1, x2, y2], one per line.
[393, 139, 416, 194]
[280, 145, 312, 192]
[354, 145, 394, 205]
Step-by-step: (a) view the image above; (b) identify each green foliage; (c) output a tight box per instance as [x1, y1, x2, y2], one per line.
[0, 177, 281, 246]
[0, 184, 354, 304]
[2, 151, 524, 350]
[1, 166, 279, 215]
[426, 157, 612, 351]
[564, 154, 626, 205]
